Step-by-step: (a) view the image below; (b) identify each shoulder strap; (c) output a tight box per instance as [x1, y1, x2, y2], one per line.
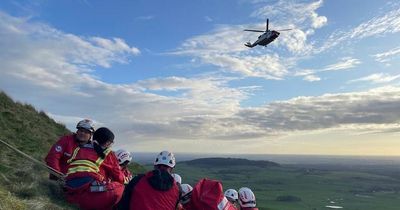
[175, 183, 183, 209]
[116, 173, 145, 210]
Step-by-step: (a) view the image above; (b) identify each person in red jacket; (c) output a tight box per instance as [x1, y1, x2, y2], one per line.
[225, 189, 239, 209]
[64, 127, 125, 210]
[45, 119, 95, 178]
[117, 150, 180, 210]
[116, 149, 133, 184]
[238, 187, 259, 210]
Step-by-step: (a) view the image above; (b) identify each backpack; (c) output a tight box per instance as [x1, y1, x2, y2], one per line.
[190, 178, 237, 210]
[116, 174, 145, 210]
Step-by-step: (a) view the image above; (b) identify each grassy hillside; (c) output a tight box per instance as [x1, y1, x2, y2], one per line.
[0, 91, 146, 209]
[0, 91, 75, 210]
[174, 158, 400, 210]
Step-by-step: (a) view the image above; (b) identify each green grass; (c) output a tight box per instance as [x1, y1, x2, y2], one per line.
[173, 162, 400, 210]
[0, 91, 76, 209]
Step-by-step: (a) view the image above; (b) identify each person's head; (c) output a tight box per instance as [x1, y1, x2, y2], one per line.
[75, 119, 95, 144]
[180, 183, 193, 205]
[224, 189, 238, 204]
[238, 187, 256, 208]
[153, 150, 176, 173]
[93, 127, 114, 148]
[171, 173, 182, 184]
[116, 149, 132, 168]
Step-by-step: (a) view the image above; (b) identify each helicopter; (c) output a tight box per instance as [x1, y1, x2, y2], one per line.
[244, 19, 292, 48]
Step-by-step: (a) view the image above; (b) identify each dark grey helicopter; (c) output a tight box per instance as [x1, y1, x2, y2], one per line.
[244, 19, 292, 48]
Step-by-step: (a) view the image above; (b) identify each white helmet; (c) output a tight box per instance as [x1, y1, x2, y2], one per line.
[116, 149, 132, 165]
[171, 173, 182, 184]
[154, 150, 176, 168]
[224, 189, 238, 201]
[238, 187, 256, 208]
[180, 183, 193, 204]
[76, 119, 95, 133]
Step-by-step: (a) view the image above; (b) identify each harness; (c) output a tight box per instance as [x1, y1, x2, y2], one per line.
[66, 146, 111, 176]
[66, 145, 112, 192]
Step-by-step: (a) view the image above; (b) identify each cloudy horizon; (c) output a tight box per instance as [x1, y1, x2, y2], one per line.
[1, 0, 400, 156]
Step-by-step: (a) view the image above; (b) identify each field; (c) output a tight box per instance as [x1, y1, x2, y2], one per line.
[170, 158, 400, 210]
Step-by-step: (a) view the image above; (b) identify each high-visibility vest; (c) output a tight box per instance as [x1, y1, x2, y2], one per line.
[66, 146, 112, 180]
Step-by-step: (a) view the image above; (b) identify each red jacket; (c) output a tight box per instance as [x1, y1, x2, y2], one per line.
[128, 170, 180, 210]
[45, 134, 79, 174]
[65, 145, 124, 184]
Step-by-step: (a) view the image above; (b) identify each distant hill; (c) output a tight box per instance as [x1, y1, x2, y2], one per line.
[182, 157, 280, 168]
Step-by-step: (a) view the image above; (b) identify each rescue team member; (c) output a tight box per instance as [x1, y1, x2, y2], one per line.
[177, 183, 193, 210]
[225, 189, 239, 209]
[64, 127, 125, 210]
[45, 119, 95, 178]
[118, 151, 180, 210]
[116, 149, 133, 184]
[238, 187, 258, 210]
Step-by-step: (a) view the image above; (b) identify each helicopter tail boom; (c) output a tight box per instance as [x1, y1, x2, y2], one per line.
[244, 42, 255, 48]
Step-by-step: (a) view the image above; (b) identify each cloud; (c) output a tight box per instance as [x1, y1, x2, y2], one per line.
[135, 15, 154, 20]
[319, 7, 400, 52]
[349, 73, 400, 84]
[373, 46, 400, 63]
[1, 7, 400, 151]
[322, 57, 361, 71]
[303, 75, 321, 82]
[0, 11, 259, 144]
[294, 57, 360, 82]
[251, 0, 327, 29]
[349, 8, 400, 39]
[172, 0, 327, 80]
[200, 53, 289, 80]
[232, 86, 400, 137]
[204, 16, 213, 22]
[0, 11, 140, 92]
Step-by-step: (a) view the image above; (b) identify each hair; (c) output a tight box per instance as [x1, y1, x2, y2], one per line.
[92, 127, 114, 159]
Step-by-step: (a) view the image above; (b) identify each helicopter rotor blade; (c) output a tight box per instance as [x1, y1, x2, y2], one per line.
[244, 29, 265, 32]
[266, 18, 269, 31]
[276, 29, 293, 31]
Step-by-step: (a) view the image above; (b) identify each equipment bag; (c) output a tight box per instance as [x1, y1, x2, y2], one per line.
[190, 178, 237, 210]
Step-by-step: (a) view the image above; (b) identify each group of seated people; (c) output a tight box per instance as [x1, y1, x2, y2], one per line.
[44, 119, 259, 210]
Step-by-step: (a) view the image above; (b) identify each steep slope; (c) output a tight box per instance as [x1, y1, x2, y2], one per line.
[0, 91, 75, 209]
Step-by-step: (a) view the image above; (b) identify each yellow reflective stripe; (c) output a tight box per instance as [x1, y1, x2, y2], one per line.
[67, 147, 81, 164]
[71, 160, 99, 169]
[124, 176, 130, 184]
[95, 148, 112, 166]
[67, 148, 113, 176]
[67, 166, 98, 175]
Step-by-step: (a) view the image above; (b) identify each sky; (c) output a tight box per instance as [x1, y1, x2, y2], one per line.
[1, 0, 400, 156]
